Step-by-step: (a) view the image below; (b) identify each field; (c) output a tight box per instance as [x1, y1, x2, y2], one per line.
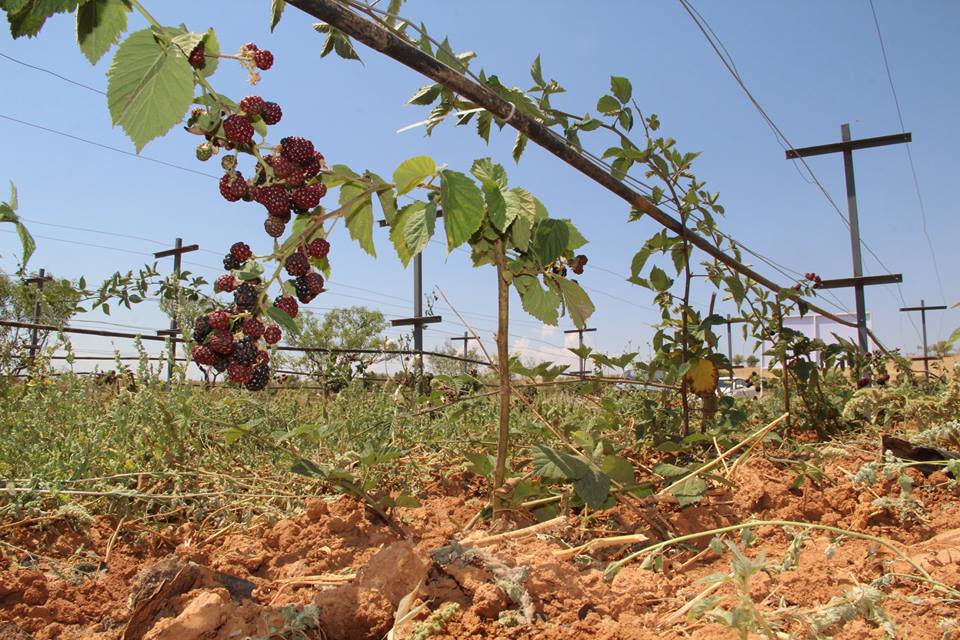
[2, 371, 959, 640]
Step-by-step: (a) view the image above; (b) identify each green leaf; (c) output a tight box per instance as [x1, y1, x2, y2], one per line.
[649, 265, 672, 292]
[392, 155, 436, 196]
[464, 452, 494, 477]
[557, 278, 595, 328]
[4, 0, 78, 39]
[533, 218, 569, 265]
[408, 83, 441, 105]
[597, 95, 620, 115]
[389, 201, 435, 267]
[515, 275, 560, 325]
[610, 76, 632, 103]
[340, 184, 375, 256]
[470, 157, 507, 188]
[266, 305, 297, 334]
[365, 171, 396, 223]
[106, 28, 196, 152]
[8, 181, 17, 210]
[502, 187, 535, 233]
[270, 0, 285, 31]
[601, 455, 635, 484]
[15, 222, 35, 267]
[483, 184, 507, 231]
[439, 170, 484, 252]
[290, 457, 326, 478]
[562, 219, 587, 251]
[476, 110, 491, 142]
[671, 475, 707, 507]
[196, 28, 219, 78]
[512, 131, 528, 162]
[530, 54, 544, 86]
[76, 0, 130, 65]
[575, 467, 611, 509]
[531, 444, 589, 480]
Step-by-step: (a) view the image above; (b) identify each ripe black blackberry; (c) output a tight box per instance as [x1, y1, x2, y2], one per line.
[193, 316, 212, 343]
[285, 253, 310, 276]
[233, 338, 258, 365]
[261, 102, 282, 125]
[304, 272, 324, 296]
[212, 355, 230, 373]
[223, 253, 242, 270]
[294, 276, 314, 303]
[246, 363, 270, 391]
[234, 282, 258, 311]
[280, 136, 314, 165]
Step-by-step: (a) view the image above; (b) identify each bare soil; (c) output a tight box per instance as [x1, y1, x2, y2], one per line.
[1, 455, 958, 640]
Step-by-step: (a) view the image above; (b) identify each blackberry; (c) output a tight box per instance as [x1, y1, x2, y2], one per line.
[300, 155, 321, 178]
[263, 325, 282, 345]
[227, 362, 253, 384]
[209, 330, 235, 355]
[231, 242, 253, 262]
[307, 238, 330, 259]
[219, 172, 247, 202]
[294, 276, 313, 303]
[304, 272, 324, 296]
[575, 254, 588, 266]
[192, 345, 216, 365]
[207, 310, 230, 331]
[224, 115, 254, 146]
[261, 102, 282, 125]
[274, 209, 292, 224]
[212, 355, 230, 373]
[285, 253, 310, 277]
[240, 42, 258, 54]
[264, 216, 286, 238]
[256, 350, 269, 365]
[239, 95, 265, 116]
[223, 253, 242, 270]
[242, 319, 264, 340]
[571, 265, 584, 275]
[274, 295, 298, 318]
[253, 49, 274, 70]
[292, 184, 322, 210]
[195, 142, 214, 161]
[188, 44, 205, 69]
[266, 154, 298, 180]
[280, 137, 315, 165]
[233, 337, 258, 365]
[234, 282, 258, 311]
[254, 184, 290, 216]
[193, 316, 212, 343]
[215, 274, 238, 293]
[246, 363, 270, 391]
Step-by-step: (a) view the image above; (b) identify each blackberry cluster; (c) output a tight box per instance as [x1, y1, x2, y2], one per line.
[572, 254, 588, 275]
[804, 272, 824, 290]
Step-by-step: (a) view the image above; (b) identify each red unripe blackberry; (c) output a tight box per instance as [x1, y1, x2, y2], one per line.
[263, 324, 282, 345]
[207, 310, 230, 331]
[266, 154, 298, 180]
[274, 209, 292, 223]
[292, 184, 323, 210]
[239, 95, 265, 116]
[256, 350, 269, 365]
[254, 184, 290, 216]
[192, 344, 217, 365]
[224, 115, 254, 146]
[219, 172, 247, 202]
[234, 282, 258, 311]
[188, 44, 205, 69]
[241, 42, 258, 54]
[261, 101, 282, 125]
[242, 318, 264, 339]
[264, 216, 286, 238]
[209, 330, 235, 355]
[274, 295, 298, 318]
[307, 238, 330, 259]
[572, 265, 584, 275]
[233, 338, 258, 365]
[575, 254, 588, 266]
[253, 49, 274, 70]
[231, 242, 253, 262]
[305, 272, 324, 295]
[280, 136, 315, 165]
[246, 363, 270, 391]
[193, 316, 212, 343]
[215, 274, 238, 293]
[228, 362, 253, 384]
[285, 252, 310, 276]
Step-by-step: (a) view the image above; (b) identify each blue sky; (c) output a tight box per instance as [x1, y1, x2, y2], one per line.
[1, 0, 957, 369]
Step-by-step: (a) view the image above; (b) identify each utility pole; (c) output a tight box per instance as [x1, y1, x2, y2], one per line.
[154, 238, 198, 381]
[787, 125, 910, 353]
[378, 214, 443, 379]
[564, 326, 596, 378]
[450, 331, 480, 373]
[24, 268, 52, 361]
[899, 300, 948, 382]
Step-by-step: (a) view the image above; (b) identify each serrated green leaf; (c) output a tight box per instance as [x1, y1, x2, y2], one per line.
[475, 109, 491, 142]
[575, 467, 611, 509]
[270, 0, 284, 31]
[533, 218, 569, 265]
[106, 28, 196, 152]
[76, 0, 129, 65]
[557, 278, 594, 328]
[562, 219, 587, 251]
[340, 184, 375, 256]
[531, 444, 588, 480]
[610, 76, 632, 103]
[389, 200, 435, 267]
[597, 94, 620, 115]
[470, 157, 507, 188]
[15, 222, 35, 267]
[5, 0, 78, 39]
[671, 476, 707, 507]
[515, 275, 560, 325]
[439, 170, 484, 252]
[649, 265, 672, 292]
[512, 131, 527, 162]
[502, 187, 535, 233]
[408, 83, 440, 105]
[530, 54, 544, 86]
[392, 155, 436, 195]
[483, 184, 507, 231]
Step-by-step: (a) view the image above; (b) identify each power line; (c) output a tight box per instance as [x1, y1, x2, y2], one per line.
[0, 51, 105, 95]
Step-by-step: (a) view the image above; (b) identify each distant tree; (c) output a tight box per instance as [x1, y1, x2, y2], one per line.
[0, 270, 81, 375]
[732, 354, 745, 366]
[745, 355, 759, 368]
[427, 342, 484, 377]
[931, 340, 954, 358]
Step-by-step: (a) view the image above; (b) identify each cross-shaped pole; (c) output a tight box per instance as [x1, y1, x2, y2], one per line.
[24, 268, 53, 361]
[154, 238, 198, 381]
[786, 124, 911, 353]
[564, 326, 597, 378]
[899, 300, 948, 382]
[450, 331, 480, 373]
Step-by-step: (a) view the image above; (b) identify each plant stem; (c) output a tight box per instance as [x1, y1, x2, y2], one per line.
[128, 0, 162, 30]
[492, 237, 511, 512]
